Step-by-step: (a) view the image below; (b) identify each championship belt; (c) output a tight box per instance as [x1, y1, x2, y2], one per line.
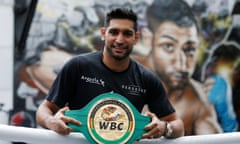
[64, 92, 151, 144]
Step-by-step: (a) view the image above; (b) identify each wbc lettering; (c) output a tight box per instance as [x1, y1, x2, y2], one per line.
[99, 121, 124, 130]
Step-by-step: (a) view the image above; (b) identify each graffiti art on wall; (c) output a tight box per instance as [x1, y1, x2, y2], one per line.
[14, 0, 240, 135]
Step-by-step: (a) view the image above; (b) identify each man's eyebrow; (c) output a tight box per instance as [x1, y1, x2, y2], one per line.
[187, 38, 199, 45]
[108, 27, 135, 32]
[108, 28, 118, 31]
[161, 35, 199, 44]
[186, 41, 197, 45]
[161, 35, 177, 42]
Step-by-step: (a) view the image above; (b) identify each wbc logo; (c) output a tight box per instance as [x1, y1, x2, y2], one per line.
[65, 92, 150, 144]
[88, 98, 135, 144]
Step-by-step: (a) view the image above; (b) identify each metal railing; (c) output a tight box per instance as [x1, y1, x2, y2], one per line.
[1, 124, 240, 144]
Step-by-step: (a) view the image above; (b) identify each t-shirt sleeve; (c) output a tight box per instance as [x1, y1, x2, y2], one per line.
[145, 72, 175, 118]
[46, 58, 77, 108]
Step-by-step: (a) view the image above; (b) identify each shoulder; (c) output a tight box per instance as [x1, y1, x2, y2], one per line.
[130, 59, 165, 91]
[131, 58, 159, 79]
[60, 51, 101, 74]
[189, 79, 209, 103]
[73, 51, 101, 61]
[66, 51, 101, 65]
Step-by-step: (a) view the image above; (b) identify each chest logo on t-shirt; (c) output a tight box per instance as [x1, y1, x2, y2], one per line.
[81, 75, 105, 87]
[121, 84, 146, 96]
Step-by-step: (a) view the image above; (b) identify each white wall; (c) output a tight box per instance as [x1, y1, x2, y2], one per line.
[0, 1, 14, 144]
[0, 0, 14, 123]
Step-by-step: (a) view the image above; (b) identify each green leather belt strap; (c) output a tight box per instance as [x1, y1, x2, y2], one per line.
[64, 92, 151, 144]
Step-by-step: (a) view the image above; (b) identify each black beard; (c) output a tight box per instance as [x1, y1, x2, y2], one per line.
[106, 45, 132, 60]
[168, 82, 188, 91]
[156, 71, 189, 91]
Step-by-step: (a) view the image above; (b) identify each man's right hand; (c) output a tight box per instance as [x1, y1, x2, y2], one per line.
[45, 106, 81, 135]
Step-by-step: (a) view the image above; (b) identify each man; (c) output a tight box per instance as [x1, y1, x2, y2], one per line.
[36, 8, 184, 139]
[138, 0, 222, 135]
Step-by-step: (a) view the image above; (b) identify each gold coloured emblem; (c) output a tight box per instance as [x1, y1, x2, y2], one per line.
[88, 98, 135, 143]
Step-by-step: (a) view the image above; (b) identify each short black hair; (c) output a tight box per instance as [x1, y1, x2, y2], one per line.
[104, 8, 138, 32]
[146, 0, 199, 33]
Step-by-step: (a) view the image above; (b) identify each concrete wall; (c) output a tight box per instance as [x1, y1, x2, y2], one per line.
[0, 0, 13, 124]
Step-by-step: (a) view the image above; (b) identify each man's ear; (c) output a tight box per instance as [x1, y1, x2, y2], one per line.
[134, 31, 141, 44]
[100, 27, 106, 40]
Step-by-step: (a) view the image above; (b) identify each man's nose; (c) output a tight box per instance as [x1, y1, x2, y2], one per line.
[174, 51, 187, 72]
[115, 33, 124, 43]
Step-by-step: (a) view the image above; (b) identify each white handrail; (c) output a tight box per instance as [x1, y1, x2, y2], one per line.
[1, 124, 240, 144]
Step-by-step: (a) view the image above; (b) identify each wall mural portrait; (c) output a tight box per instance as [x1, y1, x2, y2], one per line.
[14, 0, 240, 136]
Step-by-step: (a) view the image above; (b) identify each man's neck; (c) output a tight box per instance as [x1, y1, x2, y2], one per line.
[102, 50, 130, 72]
[168, 89, 184, 101]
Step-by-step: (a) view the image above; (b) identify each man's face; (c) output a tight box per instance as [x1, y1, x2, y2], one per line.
[152, 22, 199, 90]
[101, 19, 139, 60]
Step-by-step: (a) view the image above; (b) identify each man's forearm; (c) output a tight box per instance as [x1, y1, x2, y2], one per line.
[36, 103, 55, 129]
[165, 119, 184, 138]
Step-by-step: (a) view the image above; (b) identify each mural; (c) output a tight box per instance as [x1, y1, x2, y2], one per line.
[13, 0, 240, 136]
